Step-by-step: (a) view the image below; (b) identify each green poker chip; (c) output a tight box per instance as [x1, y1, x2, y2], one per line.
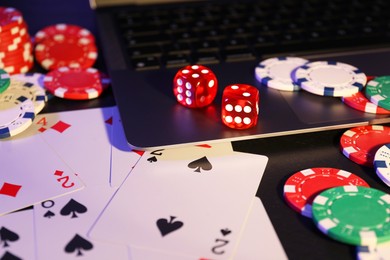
[312, 186, 390, 246]
[365, 76, 390, 110]
[0, 69, 11, 94]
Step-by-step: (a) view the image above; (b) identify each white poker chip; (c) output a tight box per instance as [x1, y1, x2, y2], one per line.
[357, 240, 390, 260]
[374, 144, 390, 187]
[292, 61, 367, 97]
[255, 56, 308, 91]
[11, 72, 46, 88]
[6, 79, 47, 114]
[0, 90, 35, 138]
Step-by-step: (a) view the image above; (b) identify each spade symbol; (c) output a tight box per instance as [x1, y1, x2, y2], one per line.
[43, 210, 55, 219]
[60, 199, 87, 218]
[188, 156, 212, 173]
[64, 234, 93, 256]
[147, 156, 157, 163]
[0, 227, 19, 248]
[1, 251, 22, 260]
[156, 216, 184, 236]
[221, 228, 232, 236]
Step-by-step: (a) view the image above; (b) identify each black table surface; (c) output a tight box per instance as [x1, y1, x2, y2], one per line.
[3, 1, 390, 259]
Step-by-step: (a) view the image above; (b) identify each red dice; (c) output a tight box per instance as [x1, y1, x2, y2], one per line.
[173, 65, 217, 108]
[221, 84, 259, 129]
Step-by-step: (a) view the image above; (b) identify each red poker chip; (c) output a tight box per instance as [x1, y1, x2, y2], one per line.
[34, 35, 97, 70]
[0, 7, 23, 33]
[1, 58, 33, 75]
[342, 91, 390, 114]
[0, 42, 32, 61]
[43, 67, 110, 100]
[340, 125, 390, 167]
[0, 21, 28, 40]
[0, 34, 30, 49]
[34, 23, 95, 44]
[283, 167, 369, 217]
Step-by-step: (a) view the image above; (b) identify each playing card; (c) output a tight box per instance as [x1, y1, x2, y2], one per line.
[0, 208, 36, 260]
[233, 197, 287, 259]
[127, 197, 287, 260]
[0, 129, 84, 216]
[110, 106, 143, 187]
[33, 107, 114, 187]
[34, 185, 128, 259]
[89, 148, 268, 259]
[145, 141, 234, 164]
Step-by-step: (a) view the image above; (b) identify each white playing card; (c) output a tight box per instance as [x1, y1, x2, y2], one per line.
[145, 141, 234, 163]
[233, 197, 287, 259]
[0, 208, 36, 260]
[89, 148, 268, 259]
[126, 197, 287, 260]
[110, 106, 143, 187]
[127, 245, 194, 260]
[34, 185, 128, 260]
[33, 107, 114, 187]
[0, 130, 84, 216]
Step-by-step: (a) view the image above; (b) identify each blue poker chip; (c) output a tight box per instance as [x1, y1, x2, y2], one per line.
[0, 91, 35, 138]
[292, 61, 367, 97]
[374, 143, 390, 187]
[255, 56, 308, 91]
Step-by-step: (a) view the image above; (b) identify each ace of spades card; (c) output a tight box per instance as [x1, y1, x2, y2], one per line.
[34, 185, 129, 260]
[0, 208, 35, 260]
[89, 145, 268, 259]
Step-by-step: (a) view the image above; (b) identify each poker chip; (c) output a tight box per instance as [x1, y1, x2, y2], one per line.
[357, 240, 390, 260]
[340, 125, 390, 167]
[342, 91, 390, 114]
[283, 167, 369, 217]
[365, 76, 390, 110]
[312, 186, 390, 246]
[255, 56, 308, 91]
[0, 68, 10, 93]
[0, 90, 35, 138]
[34, 34, 97, 70]
[11, 72, 46, 89]
[34, 23, 95, 44]
[43, 67, 110, 100]
[0, 9, 33, 76]
[7, 79, 47, 114]
[0, 7, 23, 33]
[374, 144, 390, 187]
[292, 61, 366, 97]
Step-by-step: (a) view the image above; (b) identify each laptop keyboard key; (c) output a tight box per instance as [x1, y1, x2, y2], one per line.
[164, 53, 191, 68]
[223, 48, 256, 62]
[194, 51, 220, 64]
[131, 56, 161, 70]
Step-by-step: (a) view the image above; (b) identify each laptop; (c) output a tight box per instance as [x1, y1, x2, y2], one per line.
[90, 0, 390, 149]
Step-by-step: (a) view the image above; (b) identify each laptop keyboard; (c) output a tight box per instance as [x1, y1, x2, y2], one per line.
[115, 0, 390, 70]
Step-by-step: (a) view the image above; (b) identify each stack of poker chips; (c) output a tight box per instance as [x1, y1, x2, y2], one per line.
[0, 7, 34, 75]
[33, 23, 110, 100]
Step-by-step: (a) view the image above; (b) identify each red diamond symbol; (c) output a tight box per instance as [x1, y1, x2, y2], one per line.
[51, 121, 71, 133]
[54, 170, 64, 177]
[133, 150, 145, 156]
[105, 116, 113, 125]
[0, 182, 22, 197]
[38, 127, 47, 133]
